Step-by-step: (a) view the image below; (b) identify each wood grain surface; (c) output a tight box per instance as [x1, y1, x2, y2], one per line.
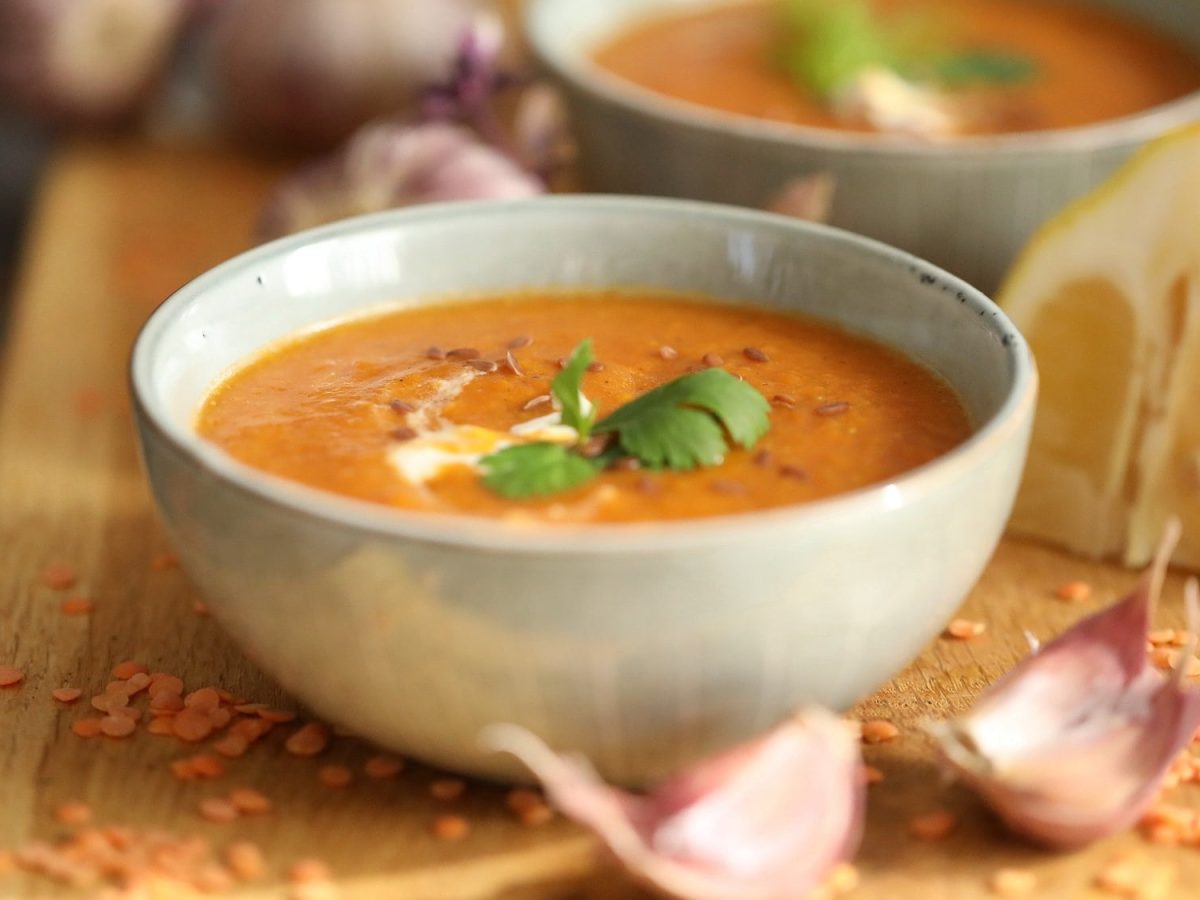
[1, 140, 1198, 899]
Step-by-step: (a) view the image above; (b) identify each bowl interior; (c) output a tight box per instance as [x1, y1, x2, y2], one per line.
[528, 0, 1200, 150]
[134, 197, 1029, 519]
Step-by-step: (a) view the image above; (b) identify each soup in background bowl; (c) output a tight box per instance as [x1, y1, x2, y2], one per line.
[526, 0, 1200, 292]
[131, 197, 1036, 783]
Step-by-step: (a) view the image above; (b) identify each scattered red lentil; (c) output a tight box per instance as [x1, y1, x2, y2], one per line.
[184, 687, 221, 711]
[111, 660, 149, 680]
[0, 665, 25, 687]
[988, 868, 1037, 897]
[908, 810, 958, 841]
[147, 716, 176, 736]
[54, 802, 92, 827]
[193, 600, 210, 615]
[862, 765, 885, 785]
[99, 715, 136, 738]
[60, 597, 94, 615]
[945, 618, 987, 640]
[225, 841, 266, 881]
[190, 755, 225, 779]
[214, 734, 250, 758]
[260, 708, 298, 724]
[229, 788, 272, 815]
[365, 754, 405, 779]
[318, 765, 353, 789]
[40, 563, 78, 590]
[431, 814, 471, 842]
[51, 687, 82, 704]
[861, 720, 900, 744]
[198, 797, 240, 824]
[172, 708, 216, 743]
[289, 858, 332, 884]
[150, 552, 180, 571]
[429, 778, 467, 801]
[1055, 580, 1092, 602]
[71, 718, 103, 738]
[285, 723, 330, 757]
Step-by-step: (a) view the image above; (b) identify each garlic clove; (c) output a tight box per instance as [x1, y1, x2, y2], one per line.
[0, 0, 192, 126]
[484, 709, 864, 900]
[766, 173, 837, 224]
[257, 122, 543, 240]
[931, 520, 1200, 848]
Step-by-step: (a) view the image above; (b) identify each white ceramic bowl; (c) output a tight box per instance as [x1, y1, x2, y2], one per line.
[131, 197, 1036, 784]
[527, 0, 1200, 292]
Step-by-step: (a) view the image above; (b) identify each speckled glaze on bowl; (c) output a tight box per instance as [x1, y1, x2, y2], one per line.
[131, 197, 1035, 784]
[526, 0, 1200, 292]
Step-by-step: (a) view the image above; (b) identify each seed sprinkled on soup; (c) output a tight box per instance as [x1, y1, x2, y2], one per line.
[592, 0, 1200, 138]
[195, 293, 970, 524]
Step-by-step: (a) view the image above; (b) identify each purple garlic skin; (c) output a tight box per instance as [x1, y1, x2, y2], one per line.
[485, 709, 864, 900]
[931, 520, 1200, 848]
[257, 122, 543, 241]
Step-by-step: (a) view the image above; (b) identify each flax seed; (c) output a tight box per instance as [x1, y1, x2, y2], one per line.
[508, 335, 533, 350]
[587, 361, 605, 372]
[658, 345, 678, 360]
[780, 464, 808, 480]
[613, 457, 641, 471]
[505, 351, 524, 376]
[711, 480, 747, 495]
[390, 426, 419, 441]
[389, 399, 415, 414]
[771, 394, 797, 408]
[702, 352, 724, 368]
[521, 394, 551, 411]
[636, 476, 660, 494]
[425, 346, 446, 361]
[467, 359, 498, 373]
[743, 347, 769, 362]
[909, 810, 957, 841]
[815, 402, 850, 417]
[861, 719, 900, 744]
[447, 347, 480, 360]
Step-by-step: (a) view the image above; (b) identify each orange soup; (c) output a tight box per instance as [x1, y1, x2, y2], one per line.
[592, 0, 1200, 136]
[196, 294, 970, 524]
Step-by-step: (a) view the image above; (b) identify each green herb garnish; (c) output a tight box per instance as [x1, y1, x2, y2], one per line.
[779, 0, 1036, 97]
[478, 342, 771, 499]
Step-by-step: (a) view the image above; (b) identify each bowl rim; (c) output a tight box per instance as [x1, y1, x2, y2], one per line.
[525, 0, 1200, 158]
[130, 195, 1038, 555]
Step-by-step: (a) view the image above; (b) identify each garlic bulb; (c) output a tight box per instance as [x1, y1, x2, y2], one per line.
[209, 0, 482, 148]
[0, 0, 192, 125]
[258, 122, 543, 240]
[931, 521, 1200, 848]
[485, 710, 865, 900]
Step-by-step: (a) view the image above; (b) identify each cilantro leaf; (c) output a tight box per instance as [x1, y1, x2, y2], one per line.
[480, 443, 602, 499]
[595, 369, 771, 470]
[552, 338, 596, 439]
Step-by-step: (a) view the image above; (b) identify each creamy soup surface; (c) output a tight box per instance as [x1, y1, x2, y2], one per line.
[592, 0, 1200, 135]
[196, 294, 972, 524]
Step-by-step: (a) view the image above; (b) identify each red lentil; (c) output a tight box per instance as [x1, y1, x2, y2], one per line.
[431, 814, 471, 841]
[429, 778, 467, 801]
[318, 765, 353, 789]
[40, 563, 78, 590]
[1055, 580, 1093, 602]
[60, 597, 95, 615]
[51, 687, 82, 703]
[861, 720, 900, 744]
[0, 665, 25, 687]
[364, 754, 405, 779]
[946, 618, 987, 640]
[285, 723, 330, 757]
[225, 841, 266, 881]
[54, 802, 92, 827]
[908, 810, 958, 841]
[198, 798, 240, 824]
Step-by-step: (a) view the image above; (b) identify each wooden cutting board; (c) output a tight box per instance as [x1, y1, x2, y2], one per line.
[1, 138, 1197, 899]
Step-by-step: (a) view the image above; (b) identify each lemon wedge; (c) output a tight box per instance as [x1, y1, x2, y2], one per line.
[998, 123, 1200, 567]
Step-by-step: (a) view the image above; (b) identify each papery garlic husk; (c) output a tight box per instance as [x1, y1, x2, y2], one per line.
[0, 0, 192, 126]
[931, 520, 1200, 848]
[257, 121, 544, 241]
[210, 0, 482, 148]
[484, 709, 865, 900]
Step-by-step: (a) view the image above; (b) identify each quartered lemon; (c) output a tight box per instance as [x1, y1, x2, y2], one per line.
[998, 123, 1200, 567]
